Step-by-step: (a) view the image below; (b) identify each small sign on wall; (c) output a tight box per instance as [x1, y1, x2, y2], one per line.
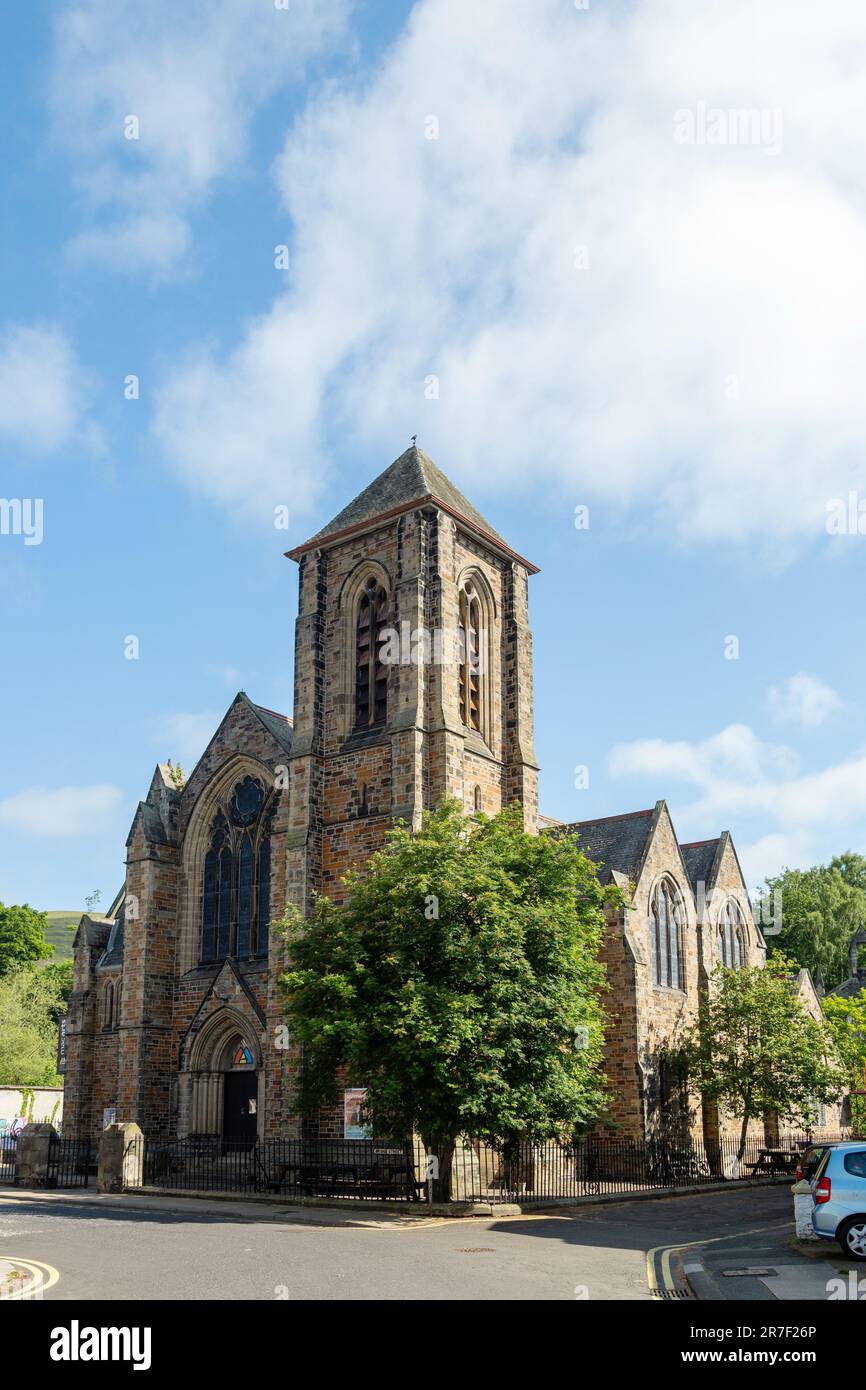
[343, 1088, 370, 1140]
[102, 1107, 117, 1130]
[56, 1015, 67, 1074]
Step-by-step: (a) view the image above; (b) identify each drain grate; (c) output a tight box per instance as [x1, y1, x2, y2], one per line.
[455, 1247, 497, 1254]
[652, 1286, 694, 1300]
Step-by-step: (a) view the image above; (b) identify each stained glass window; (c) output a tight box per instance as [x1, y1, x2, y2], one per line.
[232, 1043, 254, 1067]
[199, 779, 274, 964]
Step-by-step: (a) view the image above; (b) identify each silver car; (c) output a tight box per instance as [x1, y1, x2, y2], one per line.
[811, 1142, 866, 1260]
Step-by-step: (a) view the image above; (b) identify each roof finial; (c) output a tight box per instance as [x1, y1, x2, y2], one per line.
[410, 434, 417, 448]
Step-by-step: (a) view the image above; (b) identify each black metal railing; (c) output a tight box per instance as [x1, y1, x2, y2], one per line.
[126, 1128, 853, 1204]
[46, 1136, 95, 1188]
[0, 1139, 17, 1185]
[138, 1136, 425, 1200]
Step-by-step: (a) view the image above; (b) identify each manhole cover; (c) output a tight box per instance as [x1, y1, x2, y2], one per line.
[720, 1267, 776, 1277]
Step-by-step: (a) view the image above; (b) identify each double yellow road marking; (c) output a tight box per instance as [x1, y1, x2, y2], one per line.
[647, 1222, 790, 1298]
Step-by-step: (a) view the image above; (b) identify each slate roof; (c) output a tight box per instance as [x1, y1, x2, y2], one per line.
[73, 915, 112, 951]
[680, 839, 720, 896]
[97, 918, 124, 970]
[286, 445, 537, 570]
[557, 808, 655, 885]
[249, 701, 294, 755]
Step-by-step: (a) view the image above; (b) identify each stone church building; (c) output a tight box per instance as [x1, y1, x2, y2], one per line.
[65, 447, 778, 1147]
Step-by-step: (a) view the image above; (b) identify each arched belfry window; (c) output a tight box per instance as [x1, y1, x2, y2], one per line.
[103, 981, 114, 1030]
[718, 899, 745, 969]
[458, 582, 483, 733]
[355, 577, 389, 729]
[200, 776, 275, 965]
[650, 878, 686, 991]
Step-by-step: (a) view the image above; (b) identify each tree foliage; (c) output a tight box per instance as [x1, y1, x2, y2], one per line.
[0, 902, 52, 975]
[823, 990, 866, 1134]
[684, 957, 845, 1158]
[278, 802, 617, 1191]
[759, 860, 866, 989]
[0, 965, 68, 1085]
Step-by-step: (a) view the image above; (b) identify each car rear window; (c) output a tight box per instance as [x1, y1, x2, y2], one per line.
[815, 1149, 832, 1179]
[843, 1151, 866, 1179]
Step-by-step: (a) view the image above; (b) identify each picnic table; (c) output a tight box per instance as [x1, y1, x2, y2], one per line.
[270, 1142, 425, 1200]
[745, 1147, 800, 1176]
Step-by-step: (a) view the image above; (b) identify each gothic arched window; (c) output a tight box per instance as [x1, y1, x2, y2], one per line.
[650, 878, 686, 991]
[718, 899, 746, 970]
[458, 582, 483, 733]
[199, 777, 274, 965]
[355, 578, 389, 729]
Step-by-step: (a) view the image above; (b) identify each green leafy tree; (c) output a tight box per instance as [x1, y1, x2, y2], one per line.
[684, 957, 845, 1161]
[0, 966, 67, 1085]
[830, 852, 866, 894]
[41, 960, 74, 1019]
[823, 991, 866, 1134]
[0, 903, 52, 975]
[278, 801, 617, 1199]
[759, 863, 865, 989]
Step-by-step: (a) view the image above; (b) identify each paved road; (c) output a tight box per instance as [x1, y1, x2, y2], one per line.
[0, 1185, 799, 1301]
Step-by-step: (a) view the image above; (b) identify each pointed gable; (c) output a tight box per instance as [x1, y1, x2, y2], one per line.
[286, 444, 538, 571]
[680, 838, 721, 898]
[557, 807, 655, 885]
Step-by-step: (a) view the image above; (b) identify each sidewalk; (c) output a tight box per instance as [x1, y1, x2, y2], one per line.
[0, 1185, 455, 1227]
[683, 1225, 862, 1301]
[0, 1184, 514, 1228]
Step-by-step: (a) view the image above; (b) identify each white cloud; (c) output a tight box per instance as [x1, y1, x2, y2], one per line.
[609, 722, 866, 881]
[154, 0, 866, 534]
[0, 784, 124, 837]
[0, 324, 88, 452]
[766, 672, 842, 727]
[150, 711, 221, 767]
[736, 831, 815, 890]
[50, 0, 352, 272]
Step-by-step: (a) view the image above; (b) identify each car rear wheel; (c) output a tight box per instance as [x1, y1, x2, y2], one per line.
[838, 1217, 866, 1261]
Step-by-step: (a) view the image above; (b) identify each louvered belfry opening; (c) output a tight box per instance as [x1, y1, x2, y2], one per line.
[355, 577, 389, 729]
[459, 584, 482, 733]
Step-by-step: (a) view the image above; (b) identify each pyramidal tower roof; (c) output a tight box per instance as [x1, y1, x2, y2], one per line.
[286, 445, 538, 571]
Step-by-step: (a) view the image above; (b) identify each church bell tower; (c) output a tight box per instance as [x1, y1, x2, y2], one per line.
[283, 445, 539, 912]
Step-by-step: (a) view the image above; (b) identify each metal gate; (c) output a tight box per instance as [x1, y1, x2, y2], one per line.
[0, 1140, 16, 1185]
[46, 1136, 95, 1188]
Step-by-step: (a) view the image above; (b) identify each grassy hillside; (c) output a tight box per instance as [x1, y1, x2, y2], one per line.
[42, 911, 82, 961]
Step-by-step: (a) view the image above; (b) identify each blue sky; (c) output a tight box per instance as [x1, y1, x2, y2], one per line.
[4, 0, 866, 911]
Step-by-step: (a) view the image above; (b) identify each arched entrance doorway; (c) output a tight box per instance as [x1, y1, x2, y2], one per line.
[221, 1035, 258, 1148]
[182, 1010, 262, 1146]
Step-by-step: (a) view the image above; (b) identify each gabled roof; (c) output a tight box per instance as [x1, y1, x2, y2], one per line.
[248, 700, 294, 755]
[680, 838, 721, 897]
[286, 445, 538, 572]
[96, 918, 124, 970]
[557, 807, 655, 885]
[73, 914, 113, 951]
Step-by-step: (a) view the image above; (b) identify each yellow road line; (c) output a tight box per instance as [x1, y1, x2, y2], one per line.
[1, 1257, 59, 1300]
[647, 1221, 790, 1297]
